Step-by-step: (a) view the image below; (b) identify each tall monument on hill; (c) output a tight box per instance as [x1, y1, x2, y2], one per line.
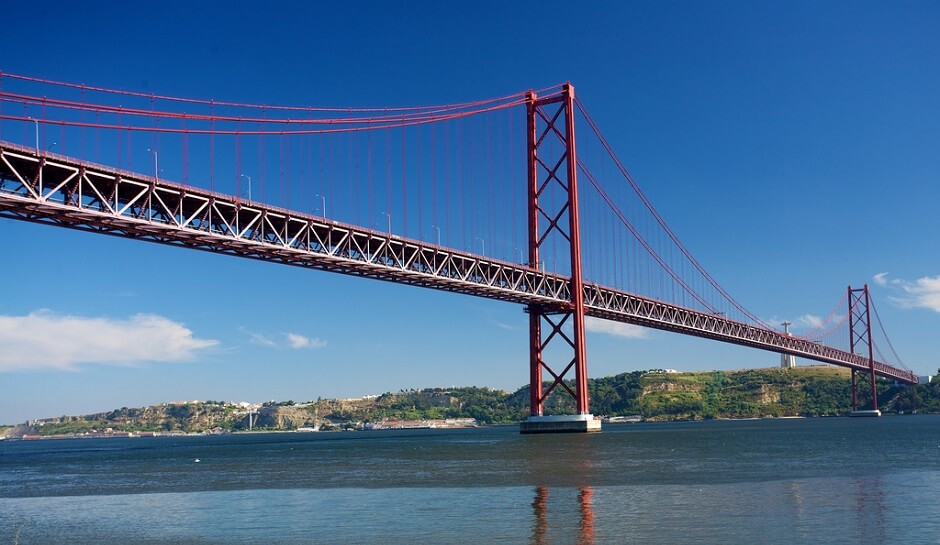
[780, 321, 796, 368]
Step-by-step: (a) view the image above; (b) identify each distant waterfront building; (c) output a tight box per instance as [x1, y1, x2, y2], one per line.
[919, 375, 933, 385]
[780, 321, 796, 368]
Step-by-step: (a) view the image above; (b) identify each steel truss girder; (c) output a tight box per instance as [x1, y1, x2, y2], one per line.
[0, 141, 570, 306]
[582, 284, 917, 384]
[0, 141, 917, 387]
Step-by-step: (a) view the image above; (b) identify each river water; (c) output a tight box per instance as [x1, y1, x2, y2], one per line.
[2, 416, 939, 544]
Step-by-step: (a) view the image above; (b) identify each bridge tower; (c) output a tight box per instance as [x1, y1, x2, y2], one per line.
[520, 84, 599, 433]
[848, 285, 881, 416]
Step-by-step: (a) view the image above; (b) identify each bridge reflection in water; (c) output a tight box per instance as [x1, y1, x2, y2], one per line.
[531, 486, 596, 545]
[527, 475, 894, 544]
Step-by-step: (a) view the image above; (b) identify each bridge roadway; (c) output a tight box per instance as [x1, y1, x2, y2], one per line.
[0, 141, 917, 384]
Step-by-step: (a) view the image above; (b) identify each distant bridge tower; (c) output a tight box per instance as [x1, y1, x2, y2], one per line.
[780, 321, 796, 368]
[848, 285, 881, 416]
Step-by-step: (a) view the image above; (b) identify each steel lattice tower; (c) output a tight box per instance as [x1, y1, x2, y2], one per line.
[523, 84, 593, 429]
[848, 284, 879, 412]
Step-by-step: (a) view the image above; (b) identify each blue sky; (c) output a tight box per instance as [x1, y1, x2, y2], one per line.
[1, 1, 939, 424]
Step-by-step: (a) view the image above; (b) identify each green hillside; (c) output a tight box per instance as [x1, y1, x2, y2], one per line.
[11, 366, 939, 437]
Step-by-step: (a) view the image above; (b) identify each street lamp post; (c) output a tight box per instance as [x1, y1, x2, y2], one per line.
[28, 117, 39, 155]
[316, 193, 327, 218]
[431, 225, 441, 246]
[241, 174, 252, 202]
[475, 236, 485, 256]
[382, 211, 391, 234]
[147, 148, 159, 182]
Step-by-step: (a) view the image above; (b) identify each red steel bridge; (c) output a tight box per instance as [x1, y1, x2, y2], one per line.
[0, 73, 917, 426]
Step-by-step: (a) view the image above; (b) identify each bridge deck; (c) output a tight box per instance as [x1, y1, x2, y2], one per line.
[0, 141, 917, 384]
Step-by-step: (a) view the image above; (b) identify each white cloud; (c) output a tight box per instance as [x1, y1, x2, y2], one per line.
[243, 327, 327, 349]
[245, 330, 276, 347]
[889, 275, 940, 312]
[0, 310, 218, 372]
[286, 333, 327, 349]
[796, 314, 824, 328]
[763, 314, 836, 333]
[873, 272, 889, 286]
[585, 317, 649, 339]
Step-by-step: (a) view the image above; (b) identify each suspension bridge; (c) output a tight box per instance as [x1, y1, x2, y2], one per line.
[0, 72, 917, 432]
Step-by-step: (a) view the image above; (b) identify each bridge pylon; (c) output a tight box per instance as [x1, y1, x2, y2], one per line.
[848, 284, 881, 417]
[521, 84, 599, 433]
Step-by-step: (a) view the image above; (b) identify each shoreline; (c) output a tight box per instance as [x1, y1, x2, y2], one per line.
[10, 413, 937, 441]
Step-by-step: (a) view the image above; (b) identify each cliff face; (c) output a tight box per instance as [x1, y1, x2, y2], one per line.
[25, 402, 324, 435]
[0, 424, 35, 439]
[253, 406, 320, 429]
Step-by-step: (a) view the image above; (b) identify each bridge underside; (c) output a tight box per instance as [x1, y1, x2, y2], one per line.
[0, 141, 918, 387]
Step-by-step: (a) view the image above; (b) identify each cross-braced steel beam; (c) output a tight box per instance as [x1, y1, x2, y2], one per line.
[848, 284, 878, 411]
[525, 84, 589, 416]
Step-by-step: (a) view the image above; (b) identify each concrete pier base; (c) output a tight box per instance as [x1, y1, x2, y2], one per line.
[519, 414, 602, 434]
[849, 409, 882, 417]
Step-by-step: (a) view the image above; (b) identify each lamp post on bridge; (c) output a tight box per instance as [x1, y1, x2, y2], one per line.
[475, 236, 485, 256]
[315, 193, 327, 218]
[147, 148, 159, 183]
[240, 174, 252, 202]
[27, 117, 39, 155]
[381, 211, 391, 234]
[431, 225, 441, 246]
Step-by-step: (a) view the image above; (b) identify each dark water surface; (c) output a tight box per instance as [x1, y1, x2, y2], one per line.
[2, 417, 939, 544]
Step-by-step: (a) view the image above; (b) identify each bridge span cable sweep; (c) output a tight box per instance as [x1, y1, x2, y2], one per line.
[0, 71, 917, 422]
